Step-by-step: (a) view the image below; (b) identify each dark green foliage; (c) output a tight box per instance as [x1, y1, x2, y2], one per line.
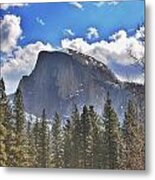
[51, 112, 63, 168]
[3, 106, 16, 167]
[26, 119, 37, 167]
[0, 78, 16, 167]
[89, 105, 103, 169]
[13, 88, 29, 167]
[63, 119, 72, 168]
[14, 88, 24, 132]
[0, 79, 145, 169]
[122, 100, 145, 170]
[79, 105, 93, 168]
[33, 110, 50, 167]
[70, 105, 81, 168]
[0, 79, 7, 166]
[103, 92, 121, 169]
[39, 109, 50, 167]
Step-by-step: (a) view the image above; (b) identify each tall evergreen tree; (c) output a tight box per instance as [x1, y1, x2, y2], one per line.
[51, 112, 63, 168]
[34, 110, 50, 167]
[122, 100, 145, 170]
[89, 105, 103, 169]
[0, 78, 7, 166]
[70, 105, 81, 168]
[63, 119, 72, 168]
[32, 116, 40, 167]
[103, 92, 121, 169]
[0, 77, 144, 169]
[0, 78, 17, 167]
[79, 105, 93, 168]
[13, 88, 29, 167]
[26, 118, 37, 167]
[0, 79, 17, 167]
[3, 105, 16, 167]
[39, 109, 50, 167]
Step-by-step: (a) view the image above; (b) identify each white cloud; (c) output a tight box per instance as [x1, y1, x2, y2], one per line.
[94, 2, 105, 7]
[109, 30, 127, 41]
[0, 14, 54, 94]
[61, 38, 90, 53]
[1, 15, 144, 94]
[20, 35, 26, 41]
[61, 28, 144, 66]
[36, 17, 45, 26]
[69, 2, 83, 10]
[86, 27, 99, 40]
[0, 3, 28, 10]
[135, 26, 145, 41]
[94, 0, 119, 7]
[64, 29, 75, 36]
[0, 14, 22, 53]
[61, 25, 145, 85]
[108, 1, 119, 6]
[2, 41, 54, 94]
[61, 30, 144, 84]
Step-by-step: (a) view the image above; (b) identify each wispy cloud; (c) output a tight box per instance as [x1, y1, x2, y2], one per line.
[69, 2, 83, 10]
[94, 0, 119, 7]
[94, 2, 105, 7]
[86, 27, 99, 40]
[64, 29, 75, 36]
[0, 3, 28, 10]
[108, 1, 119, 6]
[36, 17, 45, 26]
[20, 35, 26, 41]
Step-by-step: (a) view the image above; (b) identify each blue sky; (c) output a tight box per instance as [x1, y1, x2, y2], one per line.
[0, 1, 145, 94]
[0, 1, 144, 46]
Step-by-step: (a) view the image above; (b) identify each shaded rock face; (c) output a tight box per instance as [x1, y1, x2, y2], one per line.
[19, 50, 144, 120]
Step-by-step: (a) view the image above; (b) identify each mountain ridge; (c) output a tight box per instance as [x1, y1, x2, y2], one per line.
[17, 49, 144, 120]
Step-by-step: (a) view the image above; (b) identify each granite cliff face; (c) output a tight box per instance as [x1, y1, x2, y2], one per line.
[18, 49, 144, 120]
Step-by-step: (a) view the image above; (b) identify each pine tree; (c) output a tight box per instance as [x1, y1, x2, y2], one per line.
[51, 112, 63, 168]
[63, 119, 72, 168]
[32, 117, 40, 167]
[0, 78, 7, 166]
[34, 110, 50, 167]
[0, 79, 17, 167]
[4, 105, 16, 167]
[122, 100, 145, 170]
[26, 118, 37, 167]
[79, 105, 93, 168]
[103, 92, 121, 169]
[13, 88, 29, 167]
[70, 105, 81, 168]
[39, 109, 50, 167]
[88, 105, 103, 169]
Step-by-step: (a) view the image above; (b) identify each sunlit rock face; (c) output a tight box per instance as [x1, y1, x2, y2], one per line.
[18, 49, 144, 121]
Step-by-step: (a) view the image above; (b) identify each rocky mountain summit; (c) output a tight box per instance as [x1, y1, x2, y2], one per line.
[18, 49, 144, 120]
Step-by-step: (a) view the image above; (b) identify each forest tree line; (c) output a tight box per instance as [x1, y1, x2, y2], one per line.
[0, 78, 145, 169]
